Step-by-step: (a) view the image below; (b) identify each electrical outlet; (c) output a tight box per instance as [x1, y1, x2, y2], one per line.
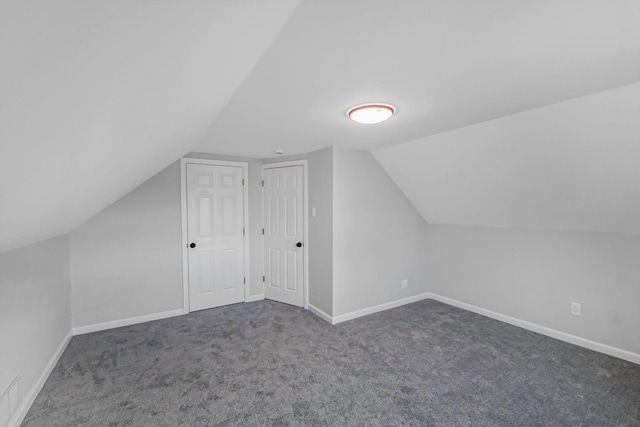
[571, 302, 581, 316]
[401, 279, 408, 289]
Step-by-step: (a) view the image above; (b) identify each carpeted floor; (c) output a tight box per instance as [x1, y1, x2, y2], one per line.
[22, 299, 640, 426]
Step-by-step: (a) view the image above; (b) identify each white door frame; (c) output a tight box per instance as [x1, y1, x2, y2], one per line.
[181, 158, 250, 314]
[262, 160, 309, 309]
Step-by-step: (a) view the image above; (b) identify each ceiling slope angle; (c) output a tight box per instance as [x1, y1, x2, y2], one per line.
[0, 0, 302, 253]
[373, 83, 640, 235]
[196, 0, 640, 159]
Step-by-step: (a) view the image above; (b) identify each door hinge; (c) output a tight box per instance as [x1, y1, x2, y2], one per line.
[261, 180, 264, 187]
[244, 277, 246, 284]
[262, 275, 265, 282]
[262, 228, 264, 235]
[242, 178, 245, 186]
[243, 228, 245, 235]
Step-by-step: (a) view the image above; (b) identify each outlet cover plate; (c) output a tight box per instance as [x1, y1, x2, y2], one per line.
[571, 302, 581, 316]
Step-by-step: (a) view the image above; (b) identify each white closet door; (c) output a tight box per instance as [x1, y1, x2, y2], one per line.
[263, 165, 304, 307]
[187, 164, 244, 311]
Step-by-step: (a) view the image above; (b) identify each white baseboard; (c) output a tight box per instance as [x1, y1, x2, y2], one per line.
[332, 292, 431, 325]
[245, 294, 265, 303]
[307, 303, 333, 324]
[9, 331, 72, 427]
[426, 292, 640, 365]
[72, 308, 184, 335]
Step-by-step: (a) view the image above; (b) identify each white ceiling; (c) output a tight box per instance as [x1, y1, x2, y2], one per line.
[0, 0, 301, 253]
[2, 0, 639, 253]
[196, 0, 640, 158]
[373, 83, 640, 234]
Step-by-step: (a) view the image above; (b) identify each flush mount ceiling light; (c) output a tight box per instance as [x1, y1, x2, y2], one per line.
[347, 103, 395, 124]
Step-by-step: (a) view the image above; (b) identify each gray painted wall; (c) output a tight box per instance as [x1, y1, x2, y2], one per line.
[57, 146, 640, 359]
[71, 154, 265, 329]
[0, 235, 71, 412]
[425, 224, 640, 354]
[70, 162, 183, 328]
[307, 147, 333, 315]
[332, 148, 429, 316]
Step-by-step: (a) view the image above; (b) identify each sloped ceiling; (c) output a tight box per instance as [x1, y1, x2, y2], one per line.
[373, 83, 640, 234]
[195, 0, 639, 235]
[2, 1, 639, 253]
[0, 0, 302, 253]
[196, 0, 640, 158]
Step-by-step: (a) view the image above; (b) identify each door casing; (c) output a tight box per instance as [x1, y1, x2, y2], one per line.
[181, 158, 250, 313]
[262, 160, 309, 309]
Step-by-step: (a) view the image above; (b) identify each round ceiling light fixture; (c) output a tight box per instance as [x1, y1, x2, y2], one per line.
[347, 103, 395, 124]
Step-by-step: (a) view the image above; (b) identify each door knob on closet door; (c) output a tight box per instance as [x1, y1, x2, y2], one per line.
[296, 242, 302, 248]
[189, 243, 196, 248]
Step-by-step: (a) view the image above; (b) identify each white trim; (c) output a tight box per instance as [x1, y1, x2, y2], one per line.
[9, 331, 72, 427]
[242, 165, 251, 305]
[245, 294, 265, 303]
[72, 309, 184, 335]
[261, 165, 265, 300]
[180, 158, 251, 313]
[307, 304, 333, 324]
[309, 289, 640, 364]
[262, 160, 309, 309]
[426, 293, 640, 365]
[263, 160, 307, 169]
[332, 292, 431, 324]
[303, 162, 309, 310]
[180, 159, 189, 314]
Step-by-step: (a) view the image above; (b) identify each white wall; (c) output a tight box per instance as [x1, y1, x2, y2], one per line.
[0, 235, 71, 422]
[307, 147, 333, 315]
[425, 224, 640, 355]
[332, 148, 429, 316]
[71, 162, 183, 328]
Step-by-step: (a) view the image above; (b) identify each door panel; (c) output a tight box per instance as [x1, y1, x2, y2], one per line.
[187, 163, 244, 311]
[268, 248, 280, 288]
[263, 165, 304, 307]
[285, 249, 297, 291]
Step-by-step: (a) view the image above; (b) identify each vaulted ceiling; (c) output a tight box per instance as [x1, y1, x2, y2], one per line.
[2, 0, 639, 253]
[373, 83, 640, 234]
[197, 0, 640, 157]
[0, 0, 302, 252]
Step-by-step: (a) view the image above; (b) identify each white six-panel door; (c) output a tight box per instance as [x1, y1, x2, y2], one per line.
[186, 163, 245, 311]
[263, 165, 304, 307]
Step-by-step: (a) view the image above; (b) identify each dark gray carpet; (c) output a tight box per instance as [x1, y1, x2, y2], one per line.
[23, 299, 640, 426]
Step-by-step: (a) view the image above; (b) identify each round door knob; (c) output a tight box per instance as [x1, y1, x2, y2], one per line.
[189, 243, 196, 248]
[296, 242, 302, 248]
